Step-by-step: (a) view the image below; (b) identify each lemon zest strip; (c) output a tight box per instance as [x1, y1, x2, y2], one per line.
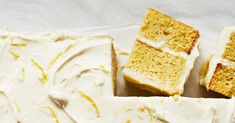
[48, 44, 73, 68]
[79, 91, 100, 118]
[21, 67, 25, 81]
[42, 106, 59, 123]
[11, 42, 27, 47]
[125, 108, 133, 112]
[9, 50, 20, 59]
[99, 65, 110, 75]
[125, 118, 131, 123]
[139, 107, 153, 122]
[31, 59, 48, 84]
[146, 108, 153, 122]
[14, 100, 21, 113]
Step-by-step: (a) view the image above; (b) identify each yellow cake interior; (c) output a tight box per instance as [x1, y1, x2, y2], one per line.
[222, 32, 235, 62]
[124, 8, 199, 96]
[125, 40, 186, 95]
[209, 63, 235, 97]
[140, 8, 199, 54]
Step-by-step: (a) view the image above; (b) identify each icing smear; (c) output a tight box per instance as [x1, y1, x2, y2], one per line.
[0, 32, 234, 123]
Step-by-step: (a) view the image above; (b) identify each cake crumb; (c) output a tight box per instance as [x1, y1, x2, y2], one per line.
[171, 95, 180, 101]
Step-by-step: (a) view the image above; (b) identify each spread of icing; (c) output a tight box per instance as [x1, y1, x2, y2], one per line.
[0, 32, 234, 123]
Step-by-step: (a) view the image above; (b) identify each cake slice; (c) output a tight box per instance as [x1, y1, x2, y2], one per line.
[123, 8, 199, 95]
[139, 8, 199, 54]
[200, 27, 235, 97]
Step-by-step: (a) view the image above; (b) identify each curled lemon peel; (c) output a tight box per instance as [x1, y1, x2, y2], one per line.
[139, 107, 153, 122]
[125, 108, 133, 112]
[10, 36, 32, 47]
[55, 35, 77, 42]
[21, 67, 25, 81]
[99, 65, 110, 75]
[42, 106, 59, 123]
[125, 118, 131, 123]
[9, 50, 20, 59]
[0, 35, 8, 40]
[16, 104, 21, 112]
[31, 59, 48, 84]
[118, 51, 129, 56]
[49, 52, 63, 68]
[14, 100, 21, 113]
[16, 36, 36, 42]
[120, 65, 125, 71]
[48, 44, 73, 69]
[138, 107, 145, 112]
[77, 68, 100, 78]
[79, 91, 100, 118]
[77, 66, 111, 78]
[11, 42, 27, 47]
[137, 115, 144, 120]
[146, 108, 153, 122]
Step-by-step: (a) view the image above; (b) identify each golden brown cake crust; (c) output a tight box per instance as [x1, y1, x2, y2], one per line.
[111, 42, 118, 96]
[140, 8, 199, 54]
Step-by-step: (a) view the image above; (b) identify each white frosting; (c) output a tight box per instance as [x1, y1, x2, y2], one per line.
[0, 32, 234, 123]
[123, 69, 179, 94]
[203, 27, 235, 89]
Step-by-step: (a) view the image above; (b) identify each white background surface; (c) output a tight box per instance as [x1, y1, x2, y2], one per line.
[0, 0, 234, 97]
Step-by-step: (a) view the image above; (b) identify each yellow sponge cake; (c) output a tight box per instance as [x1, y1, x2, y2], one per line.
[125, 40, 186, 95]
[140, 8, 199, 54]
[200, 27, 235, 97]
[222, 32, 235, 62]
[123, 8, 200, 95]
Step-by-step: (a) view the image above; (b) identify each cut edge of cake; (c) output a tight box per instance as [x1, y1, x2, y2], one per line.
[139, 8, 199, 54]
[111, 41, 118, 96]
[123, 8, 200, 96]
[123, 39, 199, 95]
[200, 26, 235, 97]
